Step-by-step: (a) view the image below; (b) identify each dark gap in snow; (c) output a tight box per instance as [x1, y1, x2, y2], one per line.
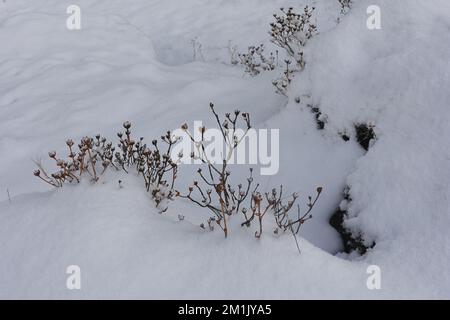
[329, 186, 375, 255]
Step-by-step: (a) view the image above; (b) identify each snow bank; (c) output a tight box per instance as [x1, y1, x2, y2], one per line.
[0, 176, 372, 299]
[293, 0, 450, 296]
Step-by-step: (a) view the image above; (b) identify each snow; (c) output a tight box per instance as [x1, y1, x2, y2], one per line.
[0, 0, 449, 298]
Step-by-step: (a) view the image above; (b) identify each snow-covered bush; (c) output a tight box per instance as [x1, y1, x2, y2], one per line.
[34, 104, 322, 252]
[269, 6, 316, 95]
[176, 103, 322, 248]
[237, 44, 275, 76]
[176, 103, 254, 237]
[33, 122, 180, 210]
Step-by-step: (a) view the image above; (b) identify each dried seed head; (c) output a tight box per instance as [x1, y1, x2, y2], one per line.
[48, 151, 56, 158]
[33, 169, 41, 176]
[181, 123, 188, 130]
[66, 139, 74, 147]
[123, 121, 131, 129]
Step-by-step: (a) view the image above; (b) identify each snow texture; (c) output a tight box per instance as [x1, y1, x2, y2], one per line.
[0, 0, 449, 298]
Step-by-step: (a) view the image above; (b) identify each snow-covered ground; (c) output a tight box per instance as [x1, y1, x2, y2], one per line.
[0, 0, 449, 299]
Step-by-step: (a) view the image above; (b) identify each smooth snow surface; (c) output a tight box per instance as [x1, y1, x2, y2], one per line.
[0, 0, 449, 298]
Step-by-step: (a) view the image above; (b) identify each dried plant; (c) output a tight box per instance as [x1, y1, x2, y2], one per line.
[272, 59, 295, 96]
[238, 44, 275, 76]
[355, 123, 376, 151]
[269, 6, 317, 61]
[175, 103, 323, 250]
[239, 186, 322, 253]
[33, 134, 113, 187]
[33, 104, 323, 254]
[338, 0, 352, 15]
[272, 187, 322, 252]
[240, 187, 280, 239]
[176, 103, 253, 237]
[33, 122, 179, 210]
[307, 104, 327, 130]
[116, 124, 180, 209]
[269, 6, 317, 95]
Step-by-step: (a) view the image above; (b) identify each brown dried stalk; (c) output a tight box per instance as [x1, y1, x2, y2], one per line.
[176, 103, 253, 238]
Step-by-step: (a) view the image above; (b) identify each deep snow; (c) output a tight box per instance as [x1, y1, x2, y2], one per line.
[0, 0, 449, 298]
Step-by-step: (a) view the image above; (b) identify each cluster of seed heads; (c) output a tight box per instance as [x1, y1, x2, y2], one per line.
[268, 6, 317, 96]
[270, 6, 317, 56]
[176, 104, 323, 246]
[34, 121, 179, 210]
[34, 105, 323, 253]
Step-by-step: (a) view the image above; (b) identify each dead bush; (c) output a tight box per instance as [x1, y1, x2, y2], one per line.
[33, 122, 179, 210]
